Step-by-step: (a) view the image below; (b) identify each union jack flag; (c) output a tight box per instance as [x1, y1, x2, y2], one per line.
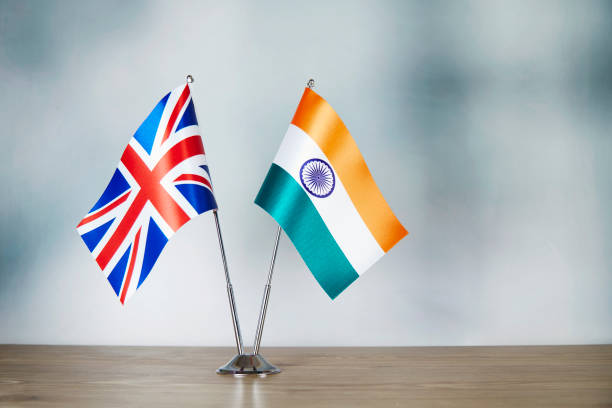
[77, 83, 217, 304]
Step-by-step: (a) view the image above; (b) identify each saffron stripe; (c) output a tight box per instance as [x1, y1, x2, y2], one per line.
[161, 85, 190, 144]
[290, 88, 408, 252]
[77, 191, 130, 228]
[255, 163, 359, 299]
[120, 227, 141, 304]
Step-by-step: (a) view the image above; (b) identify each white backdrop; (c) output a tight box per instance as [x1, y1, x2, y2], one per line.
[1, 0, 611, 346]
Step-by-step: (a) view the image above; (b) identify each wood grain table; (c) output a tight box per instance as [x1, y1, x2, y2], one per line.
[0, 345, 611, 407]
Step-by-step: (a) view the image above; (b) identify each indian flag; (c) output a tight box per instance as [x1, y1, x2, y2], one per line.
[255, 87, 408, 299]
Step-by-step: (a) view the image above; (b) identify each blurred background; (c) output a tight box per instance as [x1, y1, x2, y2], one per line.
[0, 0, 610, 346]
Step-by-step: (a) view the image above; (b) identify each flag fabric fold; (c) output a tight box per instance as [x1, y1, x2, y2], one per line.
[77, 83, 217, 304]
[255, 87, 407, 299]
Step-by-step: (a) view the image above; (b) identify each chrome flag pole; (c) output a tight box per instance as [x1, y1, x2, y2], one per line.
[217, 224, 282, 376]
[248, 78, 317, 370]
[212, 75, 281, 376]
[188, 75, 244, 356]
[212, 209, 244, 356]
[220, 78, 316, 376]
[252, 225, 282, 355]
[185, 75, 246, 367]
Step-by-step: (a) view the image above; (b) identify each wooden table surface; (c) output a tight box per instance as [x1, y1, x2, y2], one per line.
[0, 345, 611, 407]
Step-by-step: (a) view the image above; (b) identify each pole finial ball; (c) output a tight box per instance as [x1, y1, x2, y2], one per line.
[186, 75, 194, 84]
[307, 78, 315, 89]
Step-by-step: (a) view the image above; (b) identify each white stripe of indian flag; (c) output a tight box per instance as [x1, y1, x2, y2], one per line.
[290, 88, 407, 252]
[273, 124, 385, 274]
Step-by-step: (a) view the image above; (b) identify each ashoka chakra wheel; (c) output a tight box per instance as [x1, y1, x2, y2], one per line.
[299, 158, 335, 198]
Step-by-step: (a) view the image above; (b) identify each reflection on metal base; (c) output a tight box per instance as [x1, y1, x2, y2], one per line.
[216, 354, 281, 376]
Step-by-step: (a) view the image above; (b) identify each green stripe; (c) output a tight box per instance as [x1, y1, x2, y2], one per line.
[255, 163, 359, 299]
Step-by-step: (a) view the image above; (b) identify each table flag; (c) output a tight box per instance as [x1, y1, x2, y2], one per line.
[76, 83, 217, 304]
[255, 87, 407, 299]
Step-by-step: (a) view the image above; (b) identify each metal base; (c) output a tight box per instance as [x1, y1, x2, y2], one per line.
[216, 354, 281, 376]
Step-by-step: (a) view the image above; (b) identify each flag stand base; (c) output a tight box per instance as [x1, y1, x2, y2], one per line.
[216, 354, 281, 376]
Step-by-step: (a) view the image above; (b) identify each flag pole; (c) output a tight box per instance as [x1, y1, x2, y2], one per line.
[251, 78, 316, 357]
[212, 209, 244, 355]
[218, 78, 315, 375]
[252, 226, 282, 355]
[186, 75, 244, 356]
